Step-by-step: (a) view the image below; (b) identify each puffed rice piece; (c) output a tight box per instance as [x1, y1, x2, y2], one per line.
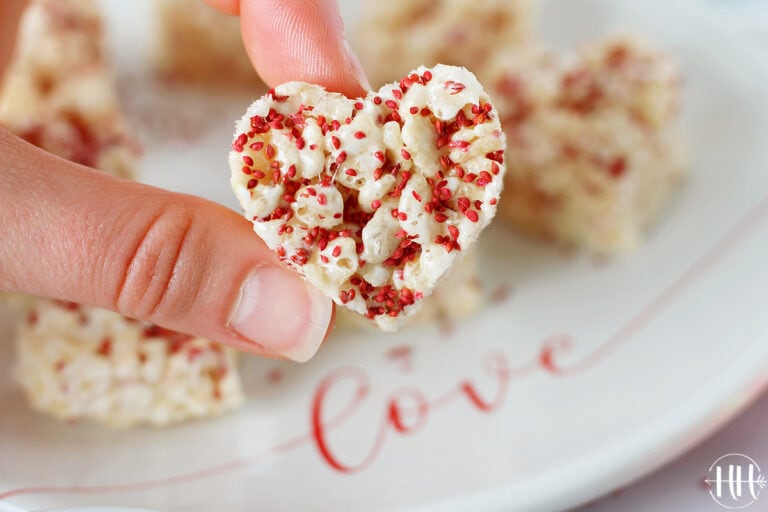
[354, 0, 534, 88]
[230, 65, 506, 331]
[481, 35, 687, 253]
[15, 300, 244, 428]
[0, 0, 140, 179]
[335, 247, 482, 330]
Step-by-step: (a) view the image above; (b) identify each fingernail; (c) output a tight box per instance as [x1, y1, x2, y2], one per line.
[229, 266, 333, 362]
[343, 39, 372, 92]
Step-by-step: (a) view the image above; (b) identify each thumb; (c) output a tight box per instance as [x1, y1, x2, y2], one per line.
[205, 0, 370, 97]
[0, 130, 333, 362]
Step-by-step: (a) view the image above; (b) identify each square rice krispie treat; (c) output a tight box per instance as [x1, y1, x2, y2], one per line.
[154, 0, 262, 88]
[16, 300, 243, 428]
[481, 34, 687, 253]
[0, 0, 140, 179]
[354, 0, 534, 88]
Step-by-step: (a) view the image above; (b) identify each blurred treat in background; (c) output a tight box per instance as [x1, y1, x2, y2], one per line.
[0, 0, 140, 180]
[335, 247, 484, 331]
[481, 34, 687, 253]
[154, 0, 263, 88]
[354, 0, 534, 88]
[16, 300, 243, 428]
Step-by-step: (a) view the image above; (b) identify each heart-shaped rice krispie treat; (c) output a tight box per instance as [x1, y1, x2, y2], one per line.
[229, 64, 505, 331]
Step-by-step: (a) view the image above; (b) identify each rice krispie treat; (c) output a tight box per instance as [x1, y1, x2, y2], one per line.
[354, 0, 534, 88]
[482, 35, 687, 253]
[230, 65, 506, 331]
[0, 0, 140, 179]
[15, 300, 243, 428]
[154, 0, 262, 87]
[335, 247, 482, 330]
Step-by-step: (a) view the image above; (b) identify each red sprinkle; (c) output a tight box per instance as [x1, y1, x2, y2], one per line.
[608, 157, 627, 178]
[233, 133, 247, 150]
[371, 199, 382, 210]
[444, 80, 466, 95]
[400, 149, 412, 160]
[354, 131, 366, 139]
[96, 337, 112, 357]
[332, 245, 342, 257]
[449, 140, 470, 151]
[465, 210, 479, 222]
[476, 171, 493, 187]
[331, 136, 341, 150]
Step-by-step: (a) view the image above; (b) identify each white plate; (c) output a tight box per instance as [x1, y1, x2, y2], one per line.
[3, 0, 768, 511]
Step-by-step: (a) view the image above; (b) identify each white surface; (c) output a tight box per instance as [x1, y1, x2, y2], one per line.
[3, 0, 768, 511]
[577, 391, 768, 512]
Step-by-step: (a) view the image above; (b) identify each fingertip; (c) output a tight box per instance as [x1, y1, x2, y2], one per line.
[342, 39, 372, 95]
[227, 264, 333, 363]
[239, 0, 369, 98]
